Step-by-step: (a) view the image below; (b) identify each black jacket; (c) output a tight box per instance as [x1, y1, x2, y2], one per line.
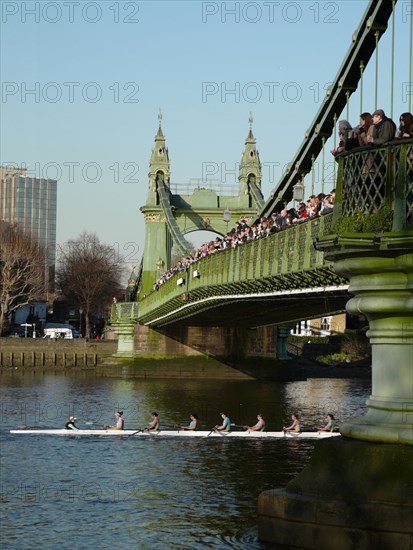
[373, 117, 397, 145]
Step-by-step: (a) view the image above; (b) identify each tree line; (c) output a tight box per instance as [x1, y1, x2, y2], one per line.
[0, 222, 125, 337]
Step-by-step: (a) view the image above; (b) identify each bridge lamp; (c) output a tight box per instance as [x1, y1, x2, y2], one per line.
[223, 208, 231, 232]
[177, 277, 185, 286]
[293, 181, 305, 204]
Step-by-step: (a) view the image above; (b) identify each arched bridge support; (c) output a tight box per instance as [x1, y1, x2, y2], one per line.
[119, 323, 303, 380]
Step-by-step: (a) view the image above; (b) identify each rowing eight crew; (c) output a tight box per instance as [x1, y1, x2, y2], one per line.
[65, 411, 336, 433]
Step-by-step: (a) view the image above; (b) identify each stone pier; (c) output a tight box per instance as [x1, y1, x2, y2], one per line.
[258, 234, 413, 547]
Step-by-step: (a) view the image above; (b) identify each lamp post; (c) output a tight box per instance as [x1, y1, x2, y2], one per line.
[293, 180, 305, 205]
[223, 208, 231, 233]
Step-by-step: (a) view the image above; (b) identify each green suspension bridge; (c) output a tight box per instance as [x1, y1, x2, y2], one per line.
[110, 1, 413, 544]
[112, 0, 411, 332]
[110, 0, 413, 436]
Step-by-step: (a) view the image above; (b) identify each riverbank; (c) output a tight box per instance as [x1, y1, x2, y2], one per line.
[0, 336, 371, 379]
[0, 339, 371, 380]
[298, 357, 371, 379]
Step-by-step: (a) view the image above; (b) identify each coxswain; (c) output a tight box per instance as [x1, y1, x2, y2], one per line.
[65, 416, 79, 430]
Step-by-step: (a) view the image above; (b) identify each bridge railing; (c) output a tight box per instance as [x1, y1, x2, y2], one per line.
[137, 213, 340, 322]
[111, 301, 139, 321]
[334, 140, 413, 230]
[134, 142, 412, 324]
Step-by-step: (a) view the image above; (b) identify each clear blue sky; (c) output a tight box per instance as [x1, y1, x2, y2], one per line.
[1, 1, 411, 271]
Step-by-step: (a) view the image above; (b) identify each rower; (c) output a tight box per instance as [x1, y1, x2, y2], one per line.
[146, 412, 160, 431]
[317, 413, 336, 432]
[182, 414, 198, 431]
[65, 416, 79, 430]
[283, 414, 300, 433]
[215, 412, 231, 432]
[105, 411, 124, 430]
[243, 413, 266, 432]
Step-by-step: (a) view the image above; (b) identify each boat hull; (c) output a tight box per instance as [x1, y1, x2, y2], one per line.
[9, 429, 340, 438]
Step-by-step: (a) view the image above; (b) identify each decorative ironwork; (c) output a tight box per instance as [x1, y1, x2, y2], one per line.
[131, 142, 411, 327]
[200, 217, 211, 229]
[277, 232, 285, 273]
[340, 141, 413, 225]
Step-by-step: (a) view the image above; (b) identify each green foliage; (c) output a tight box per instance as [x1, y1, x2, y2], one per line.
[341, 330, 371, 357]
[288, 335, 331, 344]
[316, 352, 353, 365]
[333, 205, 393, 235]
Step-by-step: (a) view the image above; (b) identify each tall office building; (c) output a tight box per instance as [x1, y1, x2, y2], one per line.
[0, 167, 57, 288]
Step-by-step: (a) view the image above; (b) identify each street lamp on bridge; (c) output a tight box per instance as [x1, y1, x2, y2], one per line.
[293, 180, 305, 205]
[223, 208, 231, 233]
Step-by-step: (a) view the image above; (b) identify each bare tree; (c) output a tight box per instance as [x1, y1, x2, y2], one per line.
[0, 221, 46, 335]
[56, 232, 124, 337]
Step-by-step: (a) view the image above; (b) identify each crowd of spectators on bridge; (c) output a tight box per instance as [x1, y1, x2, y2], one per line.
[153, 109, 412, 291]
[331, 109, 413, 157]
[153, 189, 335, 290]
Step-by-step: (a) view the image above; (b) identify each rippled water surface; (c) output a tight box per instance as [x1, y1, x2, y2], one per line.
[0, 372, 371, 549]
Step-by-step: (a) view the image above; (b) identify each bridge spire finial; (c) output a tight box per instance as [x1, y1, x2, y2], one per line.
[246, 111, 255, 142]
[156, 109, 164, 138]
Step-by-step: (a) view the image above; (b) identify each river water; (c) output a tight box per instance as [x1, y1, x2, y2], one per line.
[0, 372, 371, 549]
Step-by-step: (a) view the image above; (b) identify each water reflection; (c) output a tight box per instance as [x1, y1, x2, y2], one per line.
[0, 372, 370, 549]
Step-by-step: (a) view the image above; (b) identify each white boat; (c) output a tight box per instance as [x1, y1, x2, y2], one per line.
[9, 428, 340, 438]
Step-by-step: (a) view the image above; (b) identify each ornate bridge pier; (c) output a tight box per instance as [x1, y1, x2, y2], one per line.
[258, 142, 413, 547]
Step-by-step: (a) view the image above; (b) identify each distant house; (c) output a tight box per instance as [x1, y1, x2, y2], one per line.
[291, 313, 346, 337]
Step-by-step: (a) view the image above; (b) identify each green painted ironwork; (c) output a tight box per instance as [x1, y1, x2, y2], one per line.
[135, 212, 345, 327]
[139, 116, 265, 295]
[111, 141, 412, 329]
[259, 0, 397, 217]
[333, 140, 413, 229]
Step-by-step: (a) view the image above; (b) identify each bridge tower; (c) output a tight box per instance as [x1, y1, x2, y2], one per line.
[239, 112, 262, 200]
[139, 113, 265, 296]
[140, 111, 174, 295]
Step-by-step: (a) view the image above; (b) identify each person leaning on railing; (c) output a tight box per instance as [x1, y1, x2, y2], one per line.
[331, 120, 352, 156]
[367, 109, 397, 145]
[345, 112, 374, 151]
[396, 112, 413, 139]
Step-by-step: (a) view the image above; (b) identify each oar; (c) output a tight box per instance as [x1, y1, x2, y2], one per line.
[128, 429, 143, 438]
[207, 427, 228, 437]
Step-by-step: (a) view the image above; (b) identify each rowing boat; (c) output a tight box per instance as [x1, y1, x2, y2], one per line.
[9, 429, 340, 438]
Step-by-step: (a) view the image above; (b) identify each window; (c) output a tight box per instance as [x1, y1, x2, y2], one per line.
[320, 316, 332, 334]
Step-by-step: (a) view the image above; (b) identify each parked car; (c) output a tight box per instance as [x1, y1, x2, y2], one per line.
[43, 327, 74, 339]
